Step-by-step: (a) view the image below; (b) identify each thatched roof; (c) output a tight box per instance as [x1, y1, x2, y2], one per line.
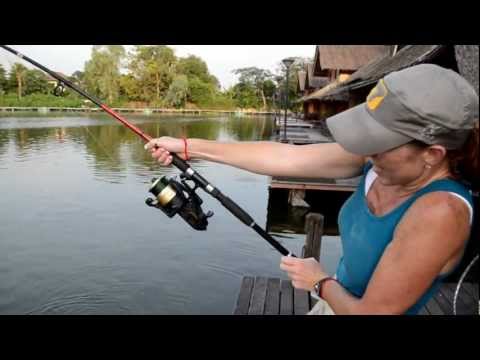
[454, 45, 479, 95]
[313, 45, 392, 75]
[44, 72, 68, 82]
[297, 70, 306, 92]
[312, 45, 446, 100]
[306, 63, 329, 89]
[300, 78, 349, 102]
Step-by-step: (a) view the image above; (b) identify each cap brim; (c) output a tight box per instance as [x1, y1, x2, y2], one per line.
[326, 103, 412, 156]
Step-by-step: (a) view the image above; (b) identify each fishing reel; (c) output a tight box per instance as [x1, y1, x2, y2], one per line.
[145, 174, 214, 231]
[53, 82, 66, 96]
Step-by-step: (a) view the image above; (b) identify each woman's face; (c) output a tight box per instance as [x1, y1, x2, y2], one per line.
[369, 144, 428, 186]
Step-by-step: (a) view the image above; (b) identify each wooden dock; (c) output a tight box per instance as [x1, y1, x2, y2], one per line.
[419, 282, 478, 315]
[233, 276, 312, 315]
[233, 212, 479, 315]
[270, 176, 360, 192]
[270, 116, 358, 204]
[273, 117, 332, 145]
[233, 277, 478, 315]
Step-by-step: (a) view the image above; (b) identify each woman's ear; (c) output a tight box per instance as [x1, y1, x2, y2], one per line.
[423, 145, 447, 167]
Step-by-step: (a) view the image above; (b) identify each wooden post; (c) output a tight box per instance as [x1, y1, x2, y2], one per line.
[303, 213, 324, 261]
[288, 189, 310, 208]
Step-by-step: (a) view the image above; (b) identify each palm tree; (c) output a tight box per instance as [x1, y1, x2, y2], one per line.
[11, 63, 28, 99]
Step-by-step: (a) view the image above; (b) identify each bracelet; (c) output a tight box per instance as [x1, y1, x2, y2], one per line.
[182, 136, 190, 160]
[314, 277, 337, 299]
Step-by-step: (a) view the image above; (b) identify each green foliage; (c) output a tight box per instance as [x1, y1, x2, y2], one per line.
[24, 69, 50, 95]
[127, 45, 177, 102]
[0, 46, 304, 111]
[274, 57, 311, 110]
[165, 75, 189, 108]
[0, 64, 6, 95]
[177, 56, 211, 84]
[231, 67, 276, 109]
[84, 45, 125, 103]
[0, 93, 84, 107]
[8, 63, 28, 98]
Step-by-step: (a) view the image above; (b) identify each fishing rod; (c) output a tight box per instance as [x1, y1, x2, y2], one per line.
[1, 45, 294, 257]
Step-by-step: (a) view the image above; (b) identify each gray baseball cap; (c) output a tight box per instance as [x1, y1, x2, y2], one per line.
[326, 64, 479, 155]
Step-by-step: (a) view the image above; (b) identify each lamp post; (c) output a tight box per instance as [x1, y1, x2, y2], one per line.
[281, 57, 295, 143]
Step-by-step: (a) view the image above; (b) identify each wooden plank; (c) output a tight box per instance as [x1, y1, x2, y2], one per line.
[439, 282, 479, 315]
[293, 288, 310, 315]
[471, 283, 479, 302]
[280, 280, 294, 315]
[445, 283, 478, 315]
[432, 286, 453, 315]
[304, 213, 324, 261]
[462, 283, 479, 300]
[424, 296, 445, 315]
[269, 182, 356, 192]
[438, 284, 454, 307]
[461, 282, 474, 297]
[248, 277, 268, 315]
[233, 276, 254, 315]
[264, 278, 281, 315]
[418, 306, 430, 315]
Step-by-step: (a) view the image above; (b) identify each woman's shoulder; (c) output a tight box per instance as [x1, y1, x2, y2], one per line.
[415, 177, 473, 207]
[396, 191, 471, 249]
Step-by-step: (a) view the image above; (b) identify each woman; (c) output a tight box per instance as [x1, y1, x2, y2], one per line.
[145, 64, 479, 315]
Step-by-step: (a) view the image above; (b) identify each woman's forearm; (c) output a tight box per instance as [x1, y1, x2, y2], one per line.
[187, 139, 364, 179]
[321, 280, 400, 315]
[187, 139, 299, 176]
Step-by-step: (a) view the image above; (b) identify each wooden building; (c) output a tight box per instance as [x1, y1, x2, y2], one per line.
[300, 45, 390, 121]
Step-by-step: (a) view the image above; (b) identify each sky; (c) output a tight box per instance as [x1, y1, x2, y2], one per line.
[0, 45, 316, 89]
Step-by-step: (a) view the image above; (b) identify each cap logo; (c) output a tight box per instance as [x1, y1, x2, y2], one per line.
[367, 79, 388, 111]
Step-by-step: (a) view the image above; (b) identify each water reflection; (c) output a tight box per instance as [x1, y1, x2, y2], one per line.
[0, 113, 343, 314]
[0, 113, 274, 185]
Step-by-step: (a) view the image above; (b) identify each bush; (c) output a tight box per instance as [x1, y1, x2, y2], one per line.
[0, 93, 84, 107]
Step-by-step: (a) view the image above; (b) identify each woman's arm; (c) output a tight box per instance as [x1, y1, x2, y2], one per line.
[281, 192, 471, 314]
[145, 137, 365, 179]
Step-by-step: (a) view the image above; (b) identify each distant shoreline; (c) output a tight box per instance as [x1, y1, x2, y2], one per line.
[0, 107, 275, 116]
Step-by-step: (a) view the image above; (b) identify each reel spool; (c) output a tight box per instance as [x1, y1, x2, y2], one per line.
[146, 175, 213, 231]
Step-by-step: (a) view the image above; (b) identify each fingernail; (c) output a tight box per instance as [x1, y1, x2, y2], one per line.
[144, 144, 148, 150]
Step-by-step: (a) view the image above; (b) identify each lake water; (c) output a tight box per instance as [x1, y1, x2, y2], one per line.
[0, 112, 342, 314]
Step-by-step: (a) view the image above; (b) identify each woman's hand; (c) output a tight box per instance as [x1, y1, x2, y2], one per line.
[144, 137, 188, 165]
[280, 256, 328, 292]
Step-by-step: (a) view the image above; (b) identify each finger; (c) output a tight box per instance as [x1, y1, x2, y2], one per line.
[281, 256, 301, 266]
[152, 148, 168, 159]
[289, 274, 303, 282]
[164, 155, 173, 166]
[291, 280, 309, 291]
[157, 152, 170, 164]
[144, 139, 160, 150]
[280, 262, 295, 271]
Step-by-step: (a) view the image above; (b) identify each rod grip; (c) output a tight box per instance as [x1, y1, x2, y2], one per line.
[218, 194, 255, 226]
[170, 153, 189, 172]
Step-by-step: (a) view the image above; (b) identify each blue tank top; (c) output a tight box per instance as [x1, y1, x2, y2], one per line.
[336, 162, 473, 314]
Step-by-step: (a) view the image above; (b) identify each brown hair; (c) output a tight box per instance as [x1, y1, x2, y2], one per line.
[410, 124, 479, 192]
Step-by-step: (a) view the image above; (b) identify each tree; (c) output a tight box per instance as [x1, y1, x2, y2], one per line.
[9, 63, 28, 99]
[188, 77, 216, 106]
[24, 69, 50, 95]
[83, 45, 125, 103]
[177, 55, 219, 86]
[274, 57, 311, 109]
[127, 45, 177, 103]
[232, 67, 275, 110]
[165, 75, 189, 108]
[230, 82, 259, 109]
[0, 64, 6, 94]
[119, 73, 141, 102]
[71, 71, 85, 87]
